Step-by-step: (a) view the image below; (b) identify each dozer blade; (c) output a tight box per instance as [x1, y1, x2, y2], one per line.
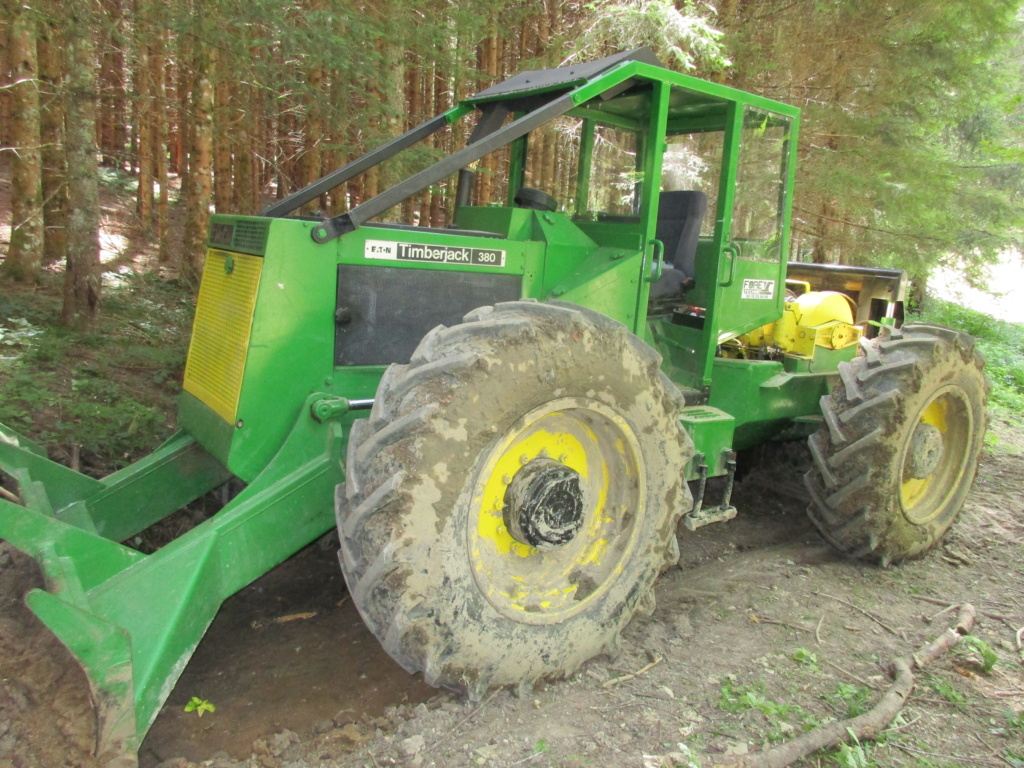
[0, 400, 346, 762]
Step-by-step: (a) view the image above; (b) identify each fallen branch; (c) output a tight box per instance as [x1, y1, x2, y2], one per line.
[880, 714, 921, 734]
[909, 594, 1017, 624]
[822, 659, 876, 690]
[812, 591, 905, 639]
[704, 604, 976, 768]
[926, 603, 958, 623]
[602, 656, 663, 688]
[274, 611, 317, 624]
[757, 618, 814, 634]
[889, 742, 1003, 767]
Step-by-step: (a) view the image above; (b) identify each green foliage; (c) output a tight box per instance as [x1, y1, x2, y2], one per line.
[97, 166, 139, 195]
[0, 362, 170, 472]
[915, 300, 1024, 425]
[718, 679, 818, 743]
[962, 635, 998, 674]
[826, 683, 874, 719]
[184, 696, 216, 717]
[791, 647, 819, 671]
[0, 318, 44, 363]
[572, 0, 728, 72]
[922, 673, 968, 709]
[0, 275, 191, 474]
[833, 733, 876, 768]
[1004, 709, 1024, 730]
[724, 0, 1023, 274]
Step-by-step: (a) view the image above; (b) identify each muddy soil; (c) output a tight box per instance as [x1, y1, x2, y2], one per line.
[2, 446, 1022, 768]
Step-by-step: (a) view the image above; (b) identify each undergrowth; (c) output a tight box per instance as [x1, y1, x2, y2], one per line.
[0, 272, 192, 476]
[915, 299, 1024, 433]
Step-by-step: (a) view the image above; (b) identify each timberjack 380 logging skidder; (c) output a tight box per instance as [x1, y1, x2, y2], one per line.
[0, 48, 987, 763]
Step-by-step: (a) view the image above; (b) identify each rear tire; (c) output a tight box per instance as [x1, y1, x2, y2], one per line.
[337, 300, 693, 697]
[805, 323, 988, 564]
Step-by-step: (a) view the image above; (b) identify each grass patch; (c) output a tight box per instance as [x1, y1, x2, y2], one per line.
[0, 273, 192, 475]
[825, 683, 874, 719]
[718, 679, 820, 743]
[914, 300, 1024, 433]
[921, 673, 968, 710]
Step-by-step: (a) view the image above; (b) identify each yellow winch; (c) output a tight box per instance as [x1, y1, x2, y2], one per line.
[731, 285, 863, 358]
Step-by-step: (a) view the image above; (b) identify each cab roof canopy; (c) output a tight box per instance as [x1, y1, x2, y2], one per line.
[466, 48, 730, 131]
[265, 47, 794, 241]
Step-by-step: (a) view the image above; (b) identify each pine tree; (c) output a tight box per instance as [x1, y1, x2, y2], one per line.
[181, 6, 213, 284]
[3, 0, 45, 283]
[61, 0, 101, 330]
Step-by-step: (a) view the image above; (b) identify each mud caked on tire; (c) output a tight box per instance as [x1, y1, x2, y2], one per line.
[806, 323, 988, 564]
[337, 300, 693, 698]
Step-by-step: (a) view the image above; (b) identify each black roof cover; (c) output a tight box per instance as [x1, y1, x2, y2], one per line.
[470, 47, 663, 103]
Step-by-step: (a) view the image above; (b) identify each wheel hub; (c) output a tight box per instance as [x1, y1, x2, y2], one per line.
[906, 422, 944, 479]
[503, 459, 585, 549]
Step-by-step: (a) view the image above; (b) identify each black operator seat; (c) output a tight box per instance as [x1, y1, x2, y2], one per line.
[514, 187, 558, 212]
[649, 190, 708, 299]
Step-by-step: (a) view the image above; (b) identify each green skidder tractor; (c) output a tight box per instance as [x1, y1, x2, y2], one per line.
[0, 49, 988, 761]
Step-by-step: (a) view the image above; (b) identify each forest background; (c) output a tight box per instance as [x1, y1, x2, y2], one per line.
[1, 0, 1023, 329]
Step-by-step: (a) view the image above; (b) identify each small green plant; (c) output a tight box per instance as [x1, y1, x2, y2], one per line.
[833, 733, 876, 768]
[792, 647, 819, 671]
[962, 635, 998, 674]
[923, 674, 967, 709]
[184, 696, 216, 717]
[826, 683, 873, 719]
[533, 738, 549, 754]
[1006, 709, 1024, 730]
[718, 679, 817, 743]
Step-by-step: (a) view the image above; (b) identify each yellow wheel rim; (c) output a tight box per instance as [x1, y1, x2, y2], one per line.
[468, 398, 645, 624]
[899, 385, 973, 525]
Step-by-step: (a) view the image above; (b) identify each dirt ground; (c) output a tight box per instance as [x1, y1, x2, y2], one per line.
[2, 441, 1022, 768]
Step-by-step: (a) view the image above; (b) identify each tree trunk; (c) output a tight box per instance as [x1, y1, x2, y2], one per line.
[213, 64, 232, 212]
[61, 0, 101, 331]
[0, 3, 10, 150]
[300, 0, 325, 214]
[182, 35, 213, 284]
[3, 3, 45, 283]
[168, 27, 189, 178]
[98, 0, 126, 167]
[134, 0, 153, 229]
[37, 10, 67, 267]
[152, 31, 169, 260]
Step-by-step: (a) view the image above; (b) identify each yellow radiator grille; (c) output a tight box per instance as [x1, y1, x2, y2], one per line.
[183, 249, 264, 423]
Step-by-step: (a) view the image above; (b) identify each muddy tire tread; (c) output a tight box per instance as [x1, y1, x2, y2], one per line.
[805, 323, 988, 563]
[338, 300, 693, 696]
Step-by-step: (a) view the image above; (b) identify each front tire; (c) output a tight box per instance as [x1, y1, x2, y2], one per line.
[337, 300, 693, 697]
[805, 323, 988, 564]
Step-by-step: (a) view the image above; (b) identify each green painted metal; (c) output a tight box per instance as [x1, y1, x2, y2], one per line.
[706, 350, 854, 450]
[634, 81, 672, 334]
[0, 49, 900, 764]
[678, 406, 736, 480]
[0, 395, 349, 754]
[574, 119, 595, 217]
